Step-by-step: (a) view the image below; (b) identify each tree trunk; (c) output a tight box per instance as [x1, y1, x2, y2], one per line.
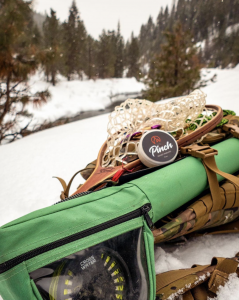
[0, 74, 11, 125]
[52, 71, 56, 86]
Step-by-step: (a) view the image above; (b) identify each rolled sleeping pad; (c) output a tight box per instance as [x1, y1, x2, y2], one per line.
[130, 138, 239, 223]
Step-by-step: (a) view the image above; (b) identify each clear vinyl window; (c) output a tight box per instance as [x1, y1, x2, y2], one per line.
[30, 227, 149, 300]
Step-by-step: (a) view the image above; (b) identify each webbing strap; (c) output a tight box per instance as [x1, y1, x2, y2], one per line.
[203, 155, 239, 211]
[191, 219, 239, 236]
[156, 265, 207, 291]
[54, 167, 93, 200]
[190, 285, 208, 300]
[183, 291, 195, 300]
[156, 255, 239, 300]
[208, 258, 239, 293]
[223, 123, 239, 139]
[156, 264, 211, 299]
[202, 160, 222, 211]
[181, 144, 239, 212]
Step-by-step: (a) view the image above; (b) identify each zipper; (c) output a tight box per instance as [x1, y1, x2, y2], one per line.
[0, 204, 153, 275]
[54, 190, 92, 204]
[54, 186, 107, 205]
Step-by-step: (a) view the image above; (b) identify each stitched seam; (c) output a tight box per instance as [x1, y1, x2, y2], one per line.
[143, 225, 154, 300]
[129, 182, 153, 220]
[27, 221, 142, 271]
[0, 194, 142, 259]
[0, 204, 134, 259]
[3, 186, 133, 229]
[0, 219, 142, 282]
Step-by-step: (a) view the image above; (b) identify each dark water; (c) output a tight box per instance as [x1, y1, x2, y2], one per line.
[28, 92, 142, 135]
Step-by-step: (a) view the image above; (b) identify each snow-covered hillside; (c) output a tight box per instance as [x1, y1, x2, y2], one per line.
[26, 67, 239, 127]
[1, 67, 239, 298]
[27, 72, 145, 128]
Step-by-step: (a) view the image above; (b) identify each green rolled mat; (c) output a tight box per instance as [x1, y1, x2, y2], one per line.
[130, 138, 239, 223]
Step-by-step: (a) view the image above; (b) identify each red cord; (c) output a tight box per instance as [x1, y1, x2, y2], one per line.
[112, 164, 135, 182]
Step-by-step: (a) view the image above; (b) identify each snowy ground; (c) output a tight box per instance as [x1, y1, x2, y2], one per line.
[1, 67, 239, 298]
[27, 72, 145, 128]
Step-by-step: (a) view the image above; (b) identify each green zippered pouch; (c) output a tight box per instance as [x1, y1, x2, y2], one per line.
[0, 138, 239, 300]
[0, 184, 155, 300]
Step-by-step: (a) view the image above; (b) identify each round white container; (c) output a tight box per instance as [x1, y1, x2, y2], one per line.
[137, 130, 178, 168]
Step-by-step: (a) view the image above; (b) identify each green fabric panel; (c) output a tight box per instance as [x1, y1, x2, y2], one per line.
[2, 184, 138, 227]
[26, 218, 143, 273]
[143, 221, 156, 300]
[0, 185, 149, 264]
[30, 280, 43, 300]
[0, 138, 238, 269]
[0, 262, 38, 300]
[131, 138, 239, 222]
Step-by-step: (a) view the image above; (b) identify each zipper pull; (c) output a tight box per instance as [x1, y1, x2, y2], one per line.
[141, 204, 154, 229]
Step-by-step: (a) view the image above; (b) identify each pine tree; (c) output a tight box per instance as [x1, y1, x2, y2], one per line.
[144, 23, 201, 101]
[114, 22, 124, 78]
[139, 16, 155, 65]
[77, 17, 87, 79]
[126, 33, 140, 79]
[63, 0, 87, 80]
[0, 0, 50, 143]
[136, 0, 239, 71]
[97, 30, 116, 78]
[42, 9, 61, 86]
[85, 35, 97, 79]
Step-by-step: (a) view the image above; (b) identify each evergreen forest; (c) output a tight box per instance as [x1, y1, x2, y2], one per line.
[1, 0, 239, 142]
[1, 0, 239, 95]
[7, 0, 239, 85]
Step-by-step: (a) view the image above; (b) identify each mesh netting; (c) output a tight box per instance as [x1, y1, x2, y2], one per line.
[102, 89, 209, 167]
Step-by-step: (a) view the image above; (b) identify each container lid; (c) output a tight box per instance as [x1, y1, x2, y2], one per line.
[137, 130, 178, 168]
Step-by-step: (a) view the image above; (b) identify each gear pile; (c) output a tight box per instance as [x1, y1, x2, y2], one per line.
[103, 89, 208, 167]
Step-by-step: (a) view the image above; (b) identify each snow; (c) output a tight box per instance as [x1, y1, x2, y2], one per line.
[27, 71, 145, 128]
[196, 39, 206, 50]
[225, 23, 239, 36]
[155, 234, 239, 273]
[1, 67, 239, 298]
[216, 273, 239, 300]
[200, 68, 239, 108]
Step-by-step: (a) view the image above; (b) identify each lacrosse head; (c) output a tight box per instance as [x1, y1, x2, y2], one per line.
[102, 90, 216, 168]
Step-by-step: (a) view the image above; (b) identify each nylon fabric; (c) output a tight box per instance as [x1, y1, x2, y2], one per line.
[191, 284, 208, 300]
[191, 200, 208, 216]
[204, 155, 239, 188]
[156, 265, 207, 291]
[187, 219, 239, 236]
[181, 142, 239, 212]
[201, 195, 213, 213]
[0, 184, 149, 264]
[156, 255, 239, 300]
[222, 182, 236, 209]
[0, 262, 39, 300]
[143, 221, 156, 300]
[153, 172, 239, 243]
[131, 138, 239, 222]
[25, 218, 144, 273]
[201, 161, 223, 211]
[0, 139, 239, 300]
[208, 258, 239, 293]
[183, 291, 195, 300]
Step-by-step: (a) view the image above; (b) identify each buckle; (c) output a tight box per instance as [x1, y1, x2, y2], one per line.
[223, 124, 239, 139]
[181, 145, 218, 159]
[208, 269, 228, 294]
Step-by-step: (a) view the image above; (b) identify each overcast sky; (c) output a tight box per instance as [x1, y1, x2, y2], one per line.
[32, 0, 174, 40]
